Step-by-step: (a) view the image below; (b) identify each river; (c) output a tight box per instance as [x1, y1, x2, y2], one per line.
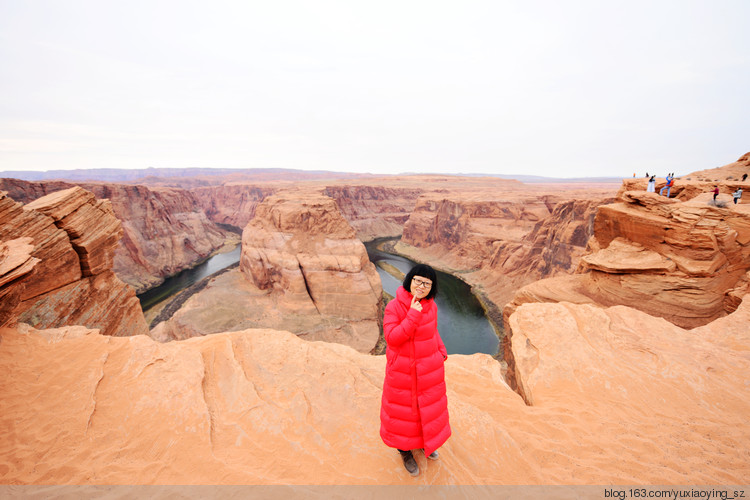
[137, 245, 242, 312]
[365, 239, 499, 356]
[138, 240, 500, 356]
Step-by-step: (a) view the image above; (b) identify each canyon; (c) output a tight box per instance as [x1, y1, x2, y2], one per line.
[0, 178, 237, 294]
[151, 190, 384, 353]
[0, 187, 147, 337]
[1, 152, 749, 485]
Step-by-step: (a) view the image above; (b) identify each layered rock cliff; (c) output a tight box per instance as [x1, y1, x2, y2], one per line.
[0, 178, 236, 293]
[395, 187, 617, 309]
[504, 187, 750, 332]
[2, 294, 748, 484]
[190, 182, 425, 241]
[0, 238, 39, 327]
[191, 183, 276, 230]
[0, 187, 148, 337]
[152, 190, 383, 352]
[323, 184, 423, 240]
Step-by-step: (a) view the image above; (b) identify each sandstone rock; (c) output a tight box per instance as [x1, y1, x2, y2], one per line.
[0, 179, 237, 293]
[0, 189, 148, 337]
[323, 184, 422, 240]
[2, 297, 749, 484]
[26, 187, 122, 276]
[0, 237, 38, 287]
[682, 152, 750, 182]
[397, 186, 617, 311]
[191, 183, 276, 229]
[154, 191, 384, 352]
[579, 191, 750, 328]
[0, 238, 40, 327]
[502, 298, 750, 483]
[151, 268, 381, 353]
[241, 191, 381, 322]
[581, 237, 677, 273]
[16, 322, 99, 343]
[0, 191, 82, 299]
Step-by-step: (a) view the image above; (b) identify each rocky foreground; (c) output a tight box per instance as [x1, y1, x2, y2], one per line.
[1, 155, 749, 485]
[1, 295, 748, 484]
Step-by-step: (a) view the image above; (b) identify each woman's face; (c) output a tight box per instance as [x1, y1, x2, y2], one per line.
[410, 276, 433, 299]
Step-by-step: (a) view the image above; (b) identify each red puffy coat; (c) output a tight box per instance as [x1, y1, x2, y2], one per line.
[380, 286, 451, 455]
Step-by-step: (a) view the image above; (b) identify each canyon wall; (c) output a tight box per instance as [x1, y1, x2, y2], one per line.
[191, 182, 425, 241]
[191, 183, 277, 229]
[152, 190, 383, 352]
[2, 295, 748, 484]
[504, 189, 750, 332]
[2, 171, 750, 485]
[0, 187, 148, 337]
[239, 190, 382, 350]
[0, 178, 236, 293]
[395, 187, 617, 309]
[323, 184, 423, 240]
[0, 238, 40, 327]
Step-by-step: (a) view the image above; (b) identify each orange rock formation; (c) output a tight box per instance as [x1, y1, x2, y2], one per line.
[505, 187, 750, 330]
[1, 293, 748, 484]
[0, 238, 39, 327]
[0, 178, 237, 293]
[0, 187, 147, 337]
[152, 190, 384, 352]
[3, 159, 750, 486]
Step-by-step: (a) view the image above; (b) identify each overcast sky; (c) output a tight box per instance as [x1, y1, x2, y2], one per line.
[1, 0, 748, 178]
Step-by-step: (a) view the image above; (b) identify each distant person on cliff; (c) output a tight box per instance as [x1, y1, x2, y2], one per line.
[647, 175, 656, 193]
[380, 264, 451, 477]
[660, 174, 674, 197]
[733, 188, 743, 204]
[713, 186, 720, 202]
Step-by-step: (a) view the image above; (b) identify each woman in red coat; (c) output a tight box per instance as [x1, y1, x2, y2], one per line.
[380, 264, 451, 476]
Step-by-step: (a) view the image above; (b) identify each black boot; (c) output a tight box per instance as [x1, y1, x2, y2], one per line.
[398, 449, 419, 476]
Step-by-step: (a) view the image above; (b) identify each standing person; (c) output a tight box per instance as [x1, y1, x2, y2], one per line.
[733, 188, 743, 204]
[660, 174, 674, 197]
[380, 264, 451, 477]
[647, 175, 656, 193]
[713, 186, 720, 202]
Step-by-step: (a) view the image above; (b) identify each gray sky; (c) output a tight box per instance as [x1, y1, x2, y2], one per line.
[1, 0, 748, 178]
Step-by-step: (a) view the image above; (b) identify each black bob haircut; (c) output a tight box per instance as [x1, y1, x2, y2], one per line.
[402, 264, 438, 300]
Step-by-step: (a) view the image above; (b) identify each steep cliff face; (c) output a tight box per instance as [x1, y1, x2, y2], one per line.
[152, 190, 383, 352]
[0, 238, 39, 327]
[582, 190, 750, 327]
[2, 296, 749, 484]
[401, 194, 552, 269]
[489, 197, 613, 278]
[504, 189, 750, 331]
[323, 184, 423, 240]
[396, 190, 614, 309]
[0, 178, 236, 293]
[191, 183, 276, 229]
[0, 187, 148, 337]
[240, 191, 382, 320]
[190, 182, 424, 241]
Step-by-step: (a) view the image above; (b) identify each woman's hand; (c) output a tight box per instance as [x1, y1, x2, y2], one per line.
[410, 294, 423, 312]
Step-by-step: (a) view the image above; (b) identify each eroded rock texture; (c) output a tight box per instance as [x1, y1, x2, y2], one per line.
[505, 188, 750, 330]
[153, 190, 382, 352]
[0, 238, 39, 327]
[240, 191, 381, 321]
[0, 187, 148, 337]
[396, 187, 616, 309]
[2, 295, 748, 484]
[0, 178, 236, 293]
